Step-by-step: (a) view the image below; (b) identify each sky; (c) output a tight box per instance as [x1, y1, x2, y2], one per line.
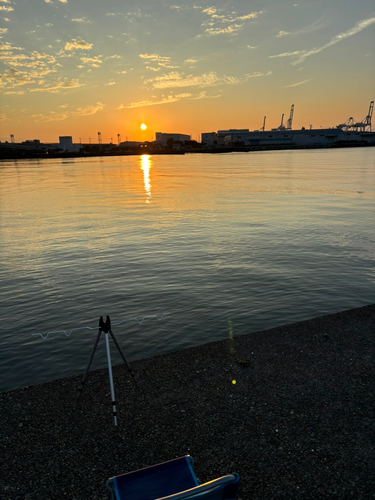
[0, 0, 374, 143]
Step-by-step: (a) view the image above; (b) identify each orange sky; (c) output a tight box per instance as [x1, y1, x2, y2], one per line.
[1, 0, 374, 143]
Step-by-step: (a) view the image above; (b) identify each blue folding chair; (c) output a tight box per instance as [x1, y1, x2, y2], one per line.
[106, 455, 240, 500]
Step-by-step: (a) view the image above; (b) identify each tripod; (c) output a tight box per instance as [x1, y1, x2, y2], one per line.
[78, 315, 135, 426]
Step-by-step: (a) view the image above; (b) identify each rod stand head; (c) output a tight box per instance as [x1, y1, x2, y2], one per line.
[99, 315, 111, 333]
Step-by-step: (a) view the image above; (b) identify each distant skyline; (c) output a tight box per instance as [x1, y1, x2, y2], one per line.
[1, 0, 374, 143]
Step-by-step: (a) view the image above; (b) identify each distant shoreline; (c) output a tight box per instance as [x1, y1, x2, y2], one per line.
[1, 141, 374, 161]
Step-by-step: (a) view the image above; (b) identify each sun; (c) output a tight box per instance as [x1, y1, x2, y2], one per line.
[140, 123, 147, 131]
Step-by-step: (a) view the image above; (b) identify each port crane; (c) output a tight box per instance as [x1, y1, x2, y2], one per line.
[274, 104, 294, 131]
[337, 101, 373, 132]
[286, 104, 294, 130]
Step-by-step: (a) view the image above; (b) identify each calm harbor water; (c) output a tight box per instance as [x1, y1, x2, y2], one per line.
[1, 148, 374, 392]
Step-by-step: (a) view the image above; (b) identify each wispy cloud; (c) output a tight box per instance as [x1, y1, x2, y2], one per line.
[29, 79, 84, 93]
[71, 18, 91, 23]
[139, 53, 170, 62]
[245, 71, 272, 80]
[64, 37, 93, 51]
[270, 17, 375, 65]
[126, 93, 192, 108]
[204, 24, 242, 36]
[144, 69, 272, 90]
[145, 71, 230, 89]
[80, 56, 102, 66]
[74, 102, 104, 116]
[200, 7, 262, 37]
[277, 31, 290, 38]
[191, 91, 221, 100]
[276, 17, 329, 38]
[285, 79, 311, 87]
[33, 112, 68, 122]
[0, 5, 13, 11]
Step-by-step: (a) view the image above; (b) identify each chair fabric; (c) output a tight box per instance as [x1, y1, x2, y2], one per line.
[108, 456, 199, 500]
[156, 473, 240, 500]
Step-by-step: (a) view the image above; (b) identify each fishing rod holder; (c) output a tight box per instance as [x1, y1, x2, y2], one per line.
[78, 315, 136, 427]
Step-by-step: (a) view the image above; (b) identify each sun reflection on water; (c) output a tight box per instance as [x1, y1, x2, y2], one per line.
[140, 154, 152, 203]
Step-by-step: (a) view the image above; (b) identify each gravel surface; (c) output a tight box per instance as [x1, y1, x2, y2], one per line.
[1, 304, 374, 499]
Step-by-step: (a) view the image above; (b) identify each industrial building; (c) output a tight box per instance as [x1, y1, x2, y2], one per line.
[155, 132, 191, 145]
[201, 102, 374, 149]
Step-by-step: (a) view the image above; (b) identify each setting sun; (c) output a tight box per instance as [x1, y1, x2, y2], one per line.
[140, 123, 147, 131]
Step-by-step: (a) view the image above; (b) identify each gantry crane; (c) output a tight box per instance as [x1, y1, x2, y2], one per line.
[337, 101, 373, 132]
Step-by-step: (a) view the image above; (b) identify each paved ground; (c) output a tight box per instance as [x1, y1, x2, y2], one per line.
[1, 304, 374, 499]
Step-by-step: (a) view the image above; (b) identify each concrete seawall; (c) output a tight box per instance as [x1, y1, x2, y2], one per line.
[1, 304, 374, 499]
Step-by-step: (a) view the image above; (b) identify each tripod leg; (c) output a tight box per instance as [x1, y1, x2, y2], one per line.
[105, 333, 117, 426]
[78, 328, 102, 399]
[109, 328, 136, 382]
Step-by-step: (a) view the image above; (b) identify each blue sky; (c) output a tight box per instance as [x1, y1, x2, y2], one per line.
[1, 0, 374, 142]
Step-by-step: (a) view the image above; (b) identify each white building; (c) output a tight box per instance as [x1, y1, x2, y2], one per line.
[201, 132, 218, 145]
[155, 132, 191, 144]
[50, 136, 81, 152]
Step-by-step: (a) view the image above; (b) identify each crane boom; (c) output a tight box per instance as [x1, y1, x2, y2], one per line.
[286, 104, 294, 130]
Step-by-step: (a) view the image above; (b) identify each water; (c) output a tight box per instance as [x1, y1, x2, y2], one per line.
[1, 148, 374, 392]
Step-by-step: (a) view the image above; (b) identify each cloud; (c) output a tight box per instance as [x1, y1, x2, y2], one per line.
[245, 71, 272, 80]
[0, 42, 23, 51]
[145, 71, 222, 89]
[74, 102, 104, 116]
[29, 79, 84, 92]
[71, 18, 91, 23]
[0, 1, 11, 3]
[277, 17, 329, 38]
[126, 93, 192, 108]
[0, 5, 13, 10]
[59, 0, 67, 3]
[0, 67, 31, 87]
[202, 7, 217, 15]
[64, 37, 93, 51]
[145, 69, 272, 90]
[33, 112, 68, 122]
[270, 17, 375, 65]
[191, 91, 221, 100]
[105, 81, 115, 86]
[139, 53, 170, 62]
[200, 8, 262, 37]
[285, 79, 311, 87]
[247, 45, 258, 49]
[204, 24, 242, 36]
[185, 59, 197, 63]
[80, 56, 102, 66]
[0, 27, 8, 34]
